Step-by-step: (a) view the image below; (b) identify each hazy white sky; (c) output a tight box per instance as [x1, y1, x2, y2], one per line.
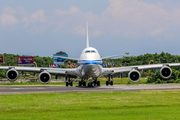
[1, 0, 180, 57]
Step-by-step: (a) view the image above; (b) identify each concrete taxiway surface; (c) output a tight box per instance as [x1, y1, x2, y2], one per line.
[0, 84, 180, 94]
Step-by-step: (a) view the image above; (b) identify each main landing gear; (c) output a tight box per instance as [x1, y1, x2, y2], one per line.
[88, 78, 100, 87]
[65, 76, 73, 87]
[106, 75, 113, 86]
[78, 78, 100, 87]
[65, 77, 101, 87]
[79, 78, 86, 87]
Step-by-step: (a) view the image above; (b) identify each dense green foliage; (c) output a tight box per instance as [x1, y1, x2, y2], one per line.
[146, 69, 180, 84]
[0, 53, 53, 67]
[34, 56, 53, 67]
[0, 90, 180, 119]
[103, 52, 180, 66]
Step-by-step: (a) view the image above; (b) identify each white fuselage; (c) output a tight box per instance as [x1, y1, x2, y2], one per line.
[77, 47, 103, 78]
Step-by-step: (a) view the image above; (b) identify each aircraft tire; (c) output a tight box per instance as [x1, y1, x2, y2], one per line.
[94, 80, 97, 85]
[110, 81, 113, 86]
[106, 81, 108, 86]
[70, 82, 73, 86]
[91, 82, 95, 87]
[79, 81, 82, 86]
[83, 82, 86, 86]
[88, 83, 91, 87]
[97, 81, 100, 86]
[66, 82, 68, 87]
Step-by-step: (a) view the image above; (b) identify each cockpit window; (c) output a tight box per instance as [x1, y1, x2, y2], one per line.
[85, 50, 90, 53]
[85, 50, 96, 53]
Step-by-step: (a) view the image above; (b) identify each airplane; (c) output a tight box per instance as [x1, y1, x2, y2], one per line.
[1, 22, 180, 87]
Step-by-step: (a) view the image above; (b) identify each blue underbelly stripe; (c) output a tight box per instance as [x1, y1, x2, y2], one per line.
[79, 60, 102, 65]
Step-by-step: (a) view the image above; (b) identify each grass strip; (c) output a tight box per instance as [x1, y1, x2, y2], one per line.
[0, 77, 148, 86]
[0, 90, 180, 119]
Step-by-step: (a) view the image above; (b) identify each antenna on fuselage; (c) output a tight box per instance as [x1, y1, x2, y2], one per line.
[86, 22, 89, 48]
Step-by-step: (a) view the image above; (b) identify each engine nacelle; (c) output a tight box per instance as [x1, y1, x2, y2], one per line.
[160, 66, 172, 79]
[128, 69, 141, 82]
[38, 71, 51, 84]
[6, 69, 18, 82]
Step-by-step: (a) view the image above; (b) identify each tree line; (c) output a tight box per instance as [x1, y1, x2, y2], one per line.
[103, 52, 180, 67]
[0, 53, 53, 67]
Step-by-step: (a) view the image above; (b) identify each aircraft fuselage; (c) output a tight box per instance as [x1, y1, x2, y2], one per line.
[77, 47, 102, 78]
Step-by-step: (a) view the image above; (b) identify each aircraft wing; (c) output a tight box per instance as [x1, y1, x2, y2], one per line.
[102, 63, 180, 75]
[54, 56, 78, 61]
[0, 66, 80, 84]
[102, 54, 123, 59]
[0, 66, 77, 75]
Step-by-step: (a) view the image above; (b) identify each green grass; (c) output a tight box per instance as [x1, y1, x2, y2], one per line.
[0, 90, 180, 119]
[99, 77, 148, 85]
[0, 77, 148, 86]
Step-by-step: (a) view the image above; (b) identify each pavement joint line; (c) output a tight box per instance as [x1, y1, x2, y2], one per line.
[0, 85, 180, 94]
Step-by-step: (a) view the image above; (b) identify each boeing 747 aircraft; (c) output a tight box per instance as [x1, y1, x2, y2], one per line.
[1, 23, 180, 87]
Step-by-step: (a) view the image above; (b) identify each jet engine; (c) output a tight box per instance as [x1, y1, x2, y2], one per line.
[128, 69, 141, 82]
[160, 66, 172, 79]
[38, 71, 51, 84]
[6, 69, 19, 82]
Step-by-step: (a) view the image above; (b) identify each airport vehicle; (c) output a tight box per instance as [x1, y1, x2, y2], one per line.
[1, 23, 180, 87]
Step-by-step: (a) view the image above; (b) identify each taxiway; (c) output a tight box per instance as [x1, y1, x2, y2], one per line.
[0, 84, 180, 94]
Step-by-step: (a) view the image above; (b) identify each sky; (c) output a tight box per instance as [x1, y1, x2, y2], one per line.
[1, 0, 180, 58]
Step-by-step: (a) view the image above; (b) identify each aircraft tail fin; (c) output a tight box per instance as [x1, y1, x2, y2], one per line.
[86, 22, 89, 48]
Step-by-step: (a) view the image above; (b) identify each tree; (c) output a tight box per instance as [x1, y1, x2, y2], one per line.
[125, 52, 129, 55]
